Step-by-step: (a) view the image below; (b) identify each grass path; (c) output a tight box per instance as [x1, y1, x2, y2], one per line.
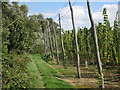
[27, 54, 44, 88]
[27, 54, 73, 88]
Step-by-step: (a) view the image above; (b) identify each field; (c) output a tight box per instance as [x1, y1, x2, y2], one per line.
[2, 1, 120, 89]
[27, 54, 120, 88]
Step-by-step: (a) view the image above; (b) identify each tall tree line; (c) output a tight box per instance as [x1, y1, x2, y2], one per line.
[2, 2, 59, 88]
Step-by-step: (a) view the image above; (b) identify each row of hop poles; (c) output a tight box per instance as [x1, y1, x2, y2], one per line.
[44, 0, 104, 88]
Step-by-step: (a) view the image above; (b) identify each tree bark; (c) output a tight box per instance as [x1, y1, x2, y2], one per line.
[87, 0, 104, 88]
[69, 0, 81, 79]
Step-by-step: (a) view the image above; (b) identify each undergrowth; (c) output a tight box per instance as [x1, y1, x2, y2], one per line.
[2, 50, 33, 88]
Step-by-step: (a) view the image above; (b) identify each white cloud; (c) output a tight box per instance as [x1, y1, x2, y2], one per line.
[102, 4, 118, 22]
[42, 12, 57, 18]
[28, 10, 40, 16]
[93, 4, 118, 26]
[59, 6, 90, 30]
[26, 4, 118, 30]
[93, 11, 103, 22]
[53, 4, 118, 30]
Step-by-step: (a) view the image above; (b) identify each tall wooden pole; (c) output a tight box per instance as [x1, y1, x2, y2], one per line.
[52, 23, 60, 64]
[48, 26, 54, 59]
[43, 31, 47, 56]
[87, 0, 104, 88]
[46, 30, 50, 56]
[68, 0, 81, 78]
[58, 13, 66, 61]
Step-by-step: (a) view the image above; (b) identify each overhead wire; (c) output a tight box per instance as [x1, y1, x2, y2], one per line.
[72, 0, 78, 6]
[52, 2, 68, 20]
[3, 0, 78, 30]
[3, 2, 68, 30]
[60, 0, 78, 20]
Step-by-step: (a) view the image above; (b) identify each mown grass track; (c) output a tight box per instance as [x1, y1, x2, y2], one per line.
[27, 54, 73, 88]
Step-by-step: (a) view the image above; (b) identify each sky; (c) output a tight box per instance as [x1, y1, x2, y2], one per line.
[10, 0, 119, 30]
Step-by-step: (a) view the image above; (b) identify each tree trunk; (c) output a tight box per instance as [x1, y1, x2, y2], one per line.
[87, 0, 104, 88]
[69, 0, 81, 79]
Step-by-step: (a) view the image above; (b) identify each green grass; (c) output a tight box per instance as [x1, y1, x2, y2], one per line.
[56, 68, 76, 77]
[27, 54, 73, 88]
[27, 55, 44, 88]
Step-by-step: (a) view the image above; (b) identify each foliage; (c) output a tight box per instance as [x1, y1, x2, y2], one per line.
[2, 2, 47, 88]
[2, 51, 33, 88]
[60, 8, 120, 66]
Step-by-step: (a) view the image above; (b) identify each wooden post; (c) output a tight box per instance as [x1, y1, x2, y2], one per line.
[69, 0, 81, 79]
[58, 13, 66, 61]
[87, 0, 104, 88]
[43, 31, 47, 56]
[45, 30, 50, 56]
[52, 23, 60, 63]
[48, 26, 54, 59]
